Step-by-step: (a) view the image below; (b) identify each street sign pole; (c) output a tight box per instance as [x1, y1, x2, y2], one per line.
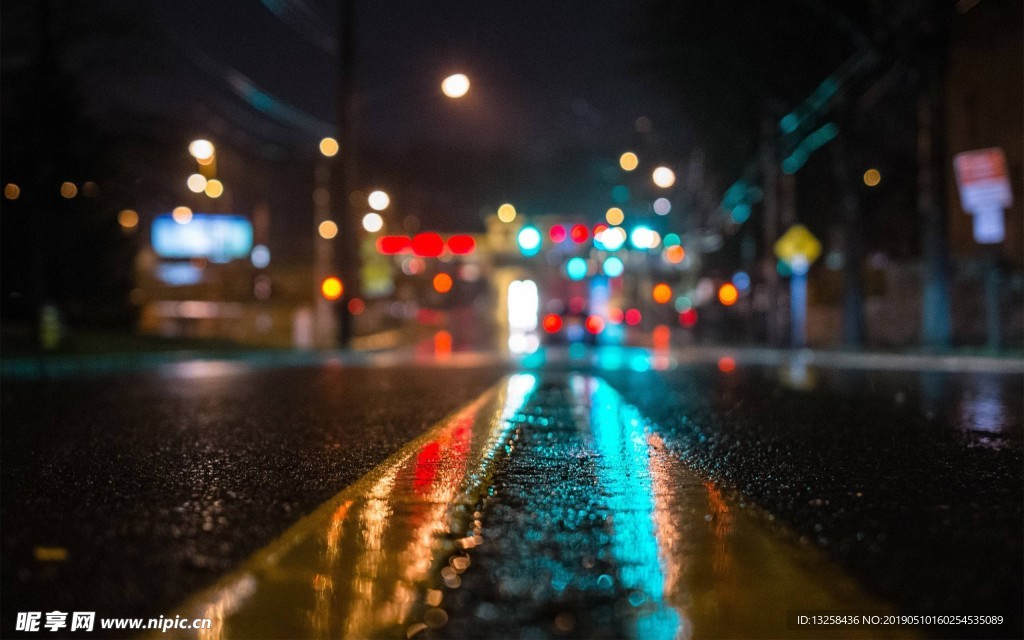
[790, 264, 808, 349]
[953, 147, 1012, 352]
[984, 249, 1001, 351]
[774, 224, 821, 350]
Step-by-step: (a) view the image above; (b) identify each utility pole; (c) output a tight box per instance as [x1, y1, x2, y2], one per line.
[917, 73, 952, 349]
[830, 99, 866, 347]
[335, 0, 359, 347]
[760, 115, 783, 346]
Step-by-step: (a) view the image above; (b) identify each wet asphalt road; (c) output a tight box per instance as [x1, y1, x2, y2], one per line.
[1, 361, 507, 633]
[2, 351, 1022, 638]
[596, 362, 1023, 638]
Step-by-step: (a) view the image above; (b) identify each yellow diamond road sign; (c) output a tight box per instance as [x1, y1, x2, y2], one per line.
[774, 224, 822, 266]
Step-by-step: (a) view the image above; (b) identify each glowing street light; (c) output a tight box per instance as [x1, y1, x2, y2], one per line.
[188, 139, 215, 161]
[118, 209, 139, 229]
[362, 212, 384, 232]
[497, 203, 517, 223]
[318, 220, 338, 239]
[204, 179, 224, 198]
[441, 73, 470, 98]
[321, 276, 343, 300]
[605, 207, 624, 226]
[619, 152, 639, 171]
[187, 173, 207, 193]
[319, 137, 339, 157]
[652, 166, 676, 188]
[367, 190, 390, 211]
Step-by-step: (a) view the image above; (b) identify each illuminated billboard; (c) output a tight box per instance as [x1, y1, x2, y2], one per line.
[151, 214, 253, 263]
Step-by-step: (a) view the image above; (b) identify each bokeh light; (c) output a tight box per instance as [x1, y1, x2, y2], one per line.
[368, 190, 390, 211]
[664, 245, 685, 264]
[187, 173, 207, 193]
[652, 283, 672, 304]
[204, 179, 224, 198]
[602, 256, 624, 277]
[60, 182, 77, 198]
[542, 314, 562, 333]
[319, 137, 339, 157]
[718, 283, 739, 306]
[863, 168, 881, 187]
[318, 220, 338, 239]
[653, 197, 671, 215]
[517, 225, 541, 255]
[566, 257, 588, 280]
[679, 308, 698, 328]
[172, 206, 193, 224]
[362, 212, 384, 232]
[118, 209, 139, 229]
[630, 225, 656, 250]
[497, 203, 517, 223]
[732, 271, 751, 291]
[619, 151, 639, 171]
[321, 276, 343, 300]
[433, 272, 453, 293]
[605, 207, 624, 226]
[600, 226, 627, 251]
[4, 183, 20, 200]
[188, 139, 215, 161]
[250, 244, 271, 268]
[441, 73, 470, 98]
[652, 166, 676, 188]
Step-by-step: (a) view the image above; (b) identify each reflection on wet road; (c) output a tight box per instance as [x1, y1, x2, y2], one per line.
[174, 374, 906, 639]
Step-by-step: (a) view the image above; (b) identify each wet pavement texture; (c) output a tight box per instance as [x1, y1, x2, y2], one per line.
[0, 362, 506, 632]
[2, 354, 1022, 639]
[595, 363, 1023, 638]
[435, 376, 897, 640]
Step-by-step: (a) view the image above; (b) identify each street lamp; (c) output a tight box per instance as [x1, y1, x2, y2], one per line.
[441, 73, 470, 98]
[367, 190, 390, 211]
[188, 139, 215, 161]
[619, 152, 639, 171]
[319, 137, 339, 158]
[652, 166, 676, 188]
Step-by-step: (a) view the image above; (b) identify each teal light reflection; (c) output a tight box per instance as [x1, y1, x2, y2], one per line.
[585, 378, 681, 639]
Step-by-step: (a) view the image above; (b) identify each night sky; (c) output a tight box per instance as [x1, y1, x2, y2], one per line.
[141, 0, 690, 237]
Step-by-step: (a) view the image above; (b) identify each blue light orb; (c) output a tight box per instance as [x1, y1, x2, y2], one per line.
[566, 257, 588, 281]
[732, 270, 751, 291]
[602, 256, 624, 277]
[517, 225, 542, 256]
